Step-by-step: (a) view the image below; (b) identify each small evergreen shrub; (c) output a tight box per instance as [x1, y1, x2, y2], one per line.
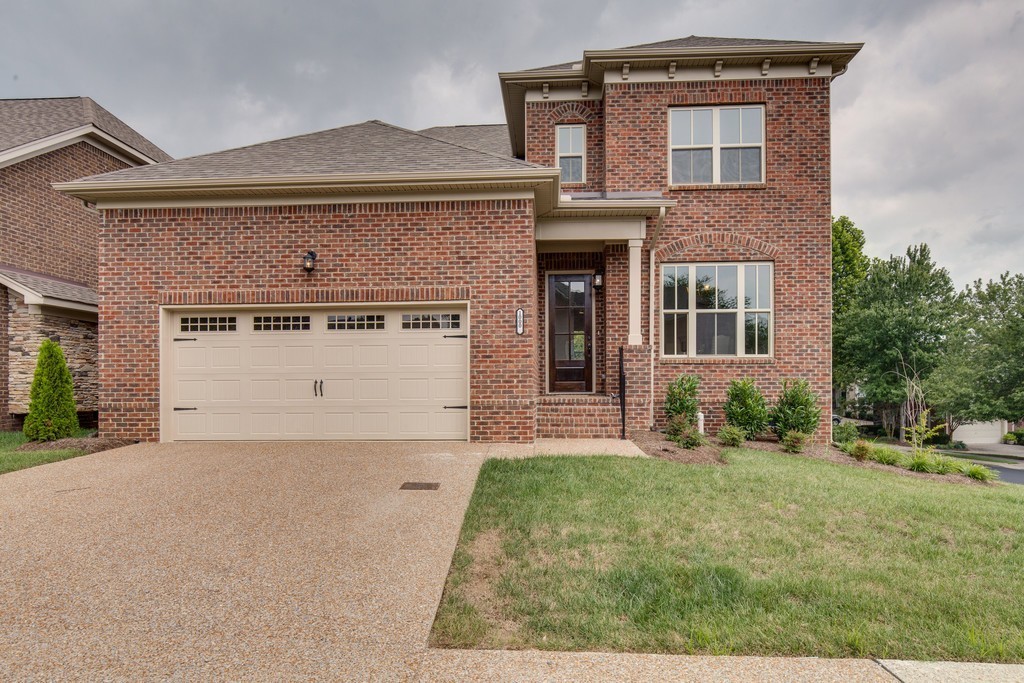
[781, 431, 811, 453]
[769, 379, 822, 439]
[832, 422, 859, 444]
[849, 439, 872, 462]
[907, 453, 936, 473]
[1002, 433, 1018, 445]
[665, 374, 701, 424]
[666, 414, 708, 449]
[869, 447, 905, 467]
[964, 463, 998, 482]
[933, 456, 965, 475]
[950, 440, 967, 450]
[23, 339, 79, 442]
[722, 378, 769, 439]
[717, 425, 746, 447]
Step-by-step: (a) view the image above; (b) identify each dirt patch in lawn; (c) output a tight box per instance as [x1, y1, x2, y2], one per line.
[461, 529, 522, 645]
[16, 436, 136, 455]
[630, 429, 726, 464]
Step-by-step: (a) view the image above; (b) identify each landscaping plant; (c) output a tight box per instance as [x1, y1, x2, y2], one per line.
[769, 379, 822, 438]
[722, 378, 769, 439]
[849, 439, 872, 462]
[666, 414, 708, 449]
[717, 425, 746, 448]
[665, 374, 700, 423]
[964, 463, 999, 482]
[23, 339, 79, 442]
[832, 422, 859, 444]
[869, 446, 905, 467]
[780, 431, 811, 453]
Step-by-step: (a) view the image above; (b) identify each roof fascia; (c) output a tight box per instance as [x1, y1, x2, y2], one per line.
[0, 272, 97, 315]
[0, 124, 160, 170]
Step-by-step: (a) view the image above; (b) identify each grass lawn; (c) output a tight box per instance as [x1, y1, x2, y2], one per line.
[431, 450, 1024, 662]
[0, 431, 89, 476]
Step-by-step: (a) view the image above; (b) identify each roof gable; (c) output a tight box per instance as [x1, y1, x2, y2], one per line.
[418, 124, 513, 158]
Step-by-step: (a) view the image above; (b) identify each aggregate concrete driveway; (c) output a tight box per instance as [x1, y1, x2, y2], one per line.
[0, 441, 948, 681]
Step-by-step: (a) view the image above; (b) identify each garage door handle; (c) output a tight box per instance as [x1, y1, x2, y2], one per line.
[444, 405, 468, 410]
[173, 407, 197, 411]
[443, 334, 468, 339]
[313, 379, 319, 397]
[319, 380, 324, 397]
[174, 337, 197, 342]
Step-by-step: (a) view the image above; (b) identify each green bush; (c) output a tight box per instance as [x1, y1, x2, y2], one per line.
[1001, 434, 1017, 445]
[769, 379, 822, 439]
[665, 375, 701, 424]
[23, 339, 79, 442]
[832, 422, 859, 444]
[1011, 430, 1024, 445]
[950, 440, 967, 450]
[964, 463, 999, 482]
[781, 431, 811, 454]
[933, 455, 966, 475]
[907, 453, 936, 473]
[722, 378, 769, 439]
[869, 446, 905, 467]
[666, 414, 708, 449]
[717, 425, 746, 447]
[849, 439, 872, 462]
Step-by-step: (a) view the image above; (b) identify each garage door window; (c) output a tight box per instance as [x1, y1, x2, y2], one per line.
[327, 314, 385, 330]
[253, 315, 311, 331]
[402, 313, 461, 330]
[180, 316, 236, 332]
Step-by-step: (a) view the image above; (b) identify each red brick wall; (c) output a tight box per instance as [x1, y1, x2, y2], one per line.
[598, 78, 834, 438]
[536, 395, 620, 438]
[98, 200, 538, 442]
[525, 100, 605, 193]
[0, 142, 129, 288]
[0, 286, 10, 430]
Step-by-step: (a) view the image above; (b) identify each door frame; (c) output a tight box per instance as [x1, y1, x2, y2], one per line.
[158, 300, 471, 442]
[544, 270, 597, 394]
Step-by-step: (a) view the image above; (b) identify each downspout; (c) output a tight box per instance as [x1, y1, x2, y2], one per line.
[648, 206, 667, 430]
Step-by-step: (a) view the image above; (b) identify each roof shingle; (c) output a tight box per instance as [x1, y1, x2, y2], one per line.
[0, 97, 171, 162]
[418, 124, 512, 158]
[0, 266, 96, 307]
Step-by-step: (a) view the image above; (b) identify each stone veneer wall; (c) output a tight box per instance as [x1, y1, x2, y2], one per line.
[7, 293, 98, 414]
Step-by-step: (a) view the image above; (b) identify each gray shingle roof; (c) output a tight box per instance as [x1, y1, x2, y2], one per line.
[0, 97, 171, 162]
[0, 266, 96, 306]
[418, 124, 512, 158]
[71, 120, 541, 184]
[522, 35, 841, 72]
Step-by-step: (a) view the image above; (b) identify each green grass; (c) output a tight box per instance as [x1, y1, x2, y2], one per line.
[0, 430, 90, 476]
[431, 451, 1024, 661]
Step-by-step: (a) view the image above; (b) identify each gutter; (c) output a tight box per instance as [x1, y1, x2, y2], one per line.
[648, 206, 667, 430]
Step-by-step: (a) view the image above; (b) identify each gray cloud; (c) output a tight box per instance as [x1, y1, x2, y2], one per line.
[2, 0, 1020, 286]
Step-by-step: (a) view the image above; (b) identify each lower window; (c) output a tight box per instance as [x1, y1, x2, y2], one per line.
[662, 262, 772, 357]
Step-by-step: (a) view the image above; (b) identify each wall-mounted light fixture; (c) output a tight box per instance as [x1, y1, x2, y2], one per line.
[302, 250, 318, 274]
[593, 269, 604, 289]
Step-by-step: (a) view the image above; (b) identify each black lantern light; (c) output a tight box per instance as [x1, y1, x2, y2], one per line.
[302, 250, 318, 274]
[593, 268, 604, 289]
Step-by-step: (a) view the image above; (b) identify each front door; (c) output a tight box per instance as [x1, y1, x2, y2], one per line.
[548, 274, 593, 392]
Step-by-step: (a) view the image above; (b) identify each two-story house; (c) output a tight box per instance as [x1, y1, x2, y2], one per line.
[57, 36, 861, 443]
[0, 97, 170, 429]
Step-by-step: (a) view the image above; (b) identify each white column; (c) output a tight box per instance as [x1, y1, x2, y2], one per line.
[628, 238, 643, 345]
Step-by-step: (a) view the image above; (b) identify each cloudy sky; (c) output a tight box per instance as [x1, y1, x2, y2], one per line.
[2, 0, 1021, 286]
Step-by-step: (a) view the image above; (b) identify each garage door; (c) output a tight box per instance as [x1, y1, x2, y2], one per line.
[952, 421, 1007, 445]
[166, 307, 468, 440]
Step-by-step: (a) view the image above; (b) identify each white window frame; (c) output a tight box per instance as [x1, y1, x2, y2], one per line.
[556, 124, 586, 184]
[661, 261, 774, 358]
[668, 106, 765, 185]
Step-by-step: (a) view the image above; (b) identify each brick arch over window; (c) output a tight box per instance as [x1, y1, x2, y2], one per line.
[656, 232, 781, 262]
[548, 102, 597, 124]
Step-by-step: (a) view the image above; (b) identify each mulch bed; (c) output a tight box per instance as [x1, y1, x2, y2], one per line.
[632, 429, 987, 486]
[16, 436, 136, 455]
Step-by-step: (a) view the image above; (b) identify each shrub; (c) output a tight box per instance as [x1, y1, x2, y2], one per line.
[849, 439, 872, 462]
[717, 425, 746, 447]
[781, 431, 811, 454]
[832, 422, 859, 444]
[869, 446, 905, 467]
[665, 375, 701, 425]
[933, 455, 965, 475]
[23, 339, 80, 442]
[950, 440, 967, 450]
[769, 379, 822, 439]
[964, 463, 999, 482]
[722, 378, 769, 439]
[1001, 434, 1017, 445]
[667, 414, 708, 449]
[907, 453, 936, 473]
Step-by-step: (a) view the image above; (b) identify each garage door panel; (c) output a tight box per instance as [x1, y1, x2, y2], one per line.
[168, 307, 468, 440]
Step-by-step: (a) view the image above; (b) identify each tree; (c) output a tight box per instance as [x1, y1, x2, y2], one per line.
[838, 244, 958, 437]
[831, 216, 870, 404]
[23, 339, 79, 442]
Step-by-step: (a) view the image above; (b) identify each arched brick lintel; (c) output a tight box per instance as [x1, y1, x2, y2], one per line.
[548, 102, 597, 124]
[656, 232, 781, 261]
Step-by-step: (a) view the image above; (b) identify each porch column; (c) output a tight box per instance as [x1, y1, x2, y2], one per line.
[628, 238, 643, 345]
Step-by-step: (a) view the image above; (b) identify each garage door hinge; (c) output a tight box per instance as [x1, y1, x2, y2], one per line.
[443, 334, 468, 339]
[173, 407, 197, 411]
[173, 337, 197, 342]
[443, 405, 468, 410]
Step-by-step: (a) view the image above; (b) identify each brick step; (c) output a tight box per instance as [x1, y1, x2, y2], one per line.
[536, 394, 622, 438]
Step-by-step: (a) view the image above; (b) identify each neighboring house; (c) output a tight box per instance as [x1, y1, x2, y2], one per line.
[0, 97, 171, 429]
[952, 421, 1008, 445]
[58, 36, 861, 443]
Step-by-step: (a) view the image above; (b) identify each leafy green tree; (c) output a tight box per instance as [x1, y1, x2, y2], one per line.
[838, 244, 958, 436]
[23, 339, 79, 442]
[831, 216, 870, 403]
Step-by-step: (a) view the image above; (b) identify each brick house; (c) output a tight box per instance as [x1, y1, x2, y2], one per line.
[0, 97, 170, 429]
[58, 36, 861, 443]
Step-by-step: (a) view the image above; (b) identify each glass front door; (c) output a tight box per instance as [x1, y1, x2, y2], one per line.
[548, 274, 593, 392]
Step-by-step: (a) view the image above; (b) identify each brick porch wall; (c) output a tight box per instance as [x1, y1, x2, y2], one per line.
[0, 286, 10, 430]
[99, 200, 538, 442]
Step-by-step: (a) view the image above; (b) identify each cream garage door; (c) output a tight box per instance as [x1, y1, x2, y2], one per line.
[167, 307, 468, 440]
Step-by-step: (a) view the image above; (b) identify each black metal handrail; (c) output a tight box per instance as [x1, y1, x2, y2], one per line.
[619, 346, 626, 440]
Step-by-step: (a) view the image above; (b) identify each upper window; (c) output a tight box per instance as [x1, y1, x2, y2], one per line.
[662, 262, 772, 357]
[556, 125, 585, 184]
[670, 106, 764, 185]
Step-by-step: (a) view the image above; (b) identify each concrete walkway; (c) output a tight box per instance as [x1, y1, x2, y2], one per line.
[0, 441, 1020, 681]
